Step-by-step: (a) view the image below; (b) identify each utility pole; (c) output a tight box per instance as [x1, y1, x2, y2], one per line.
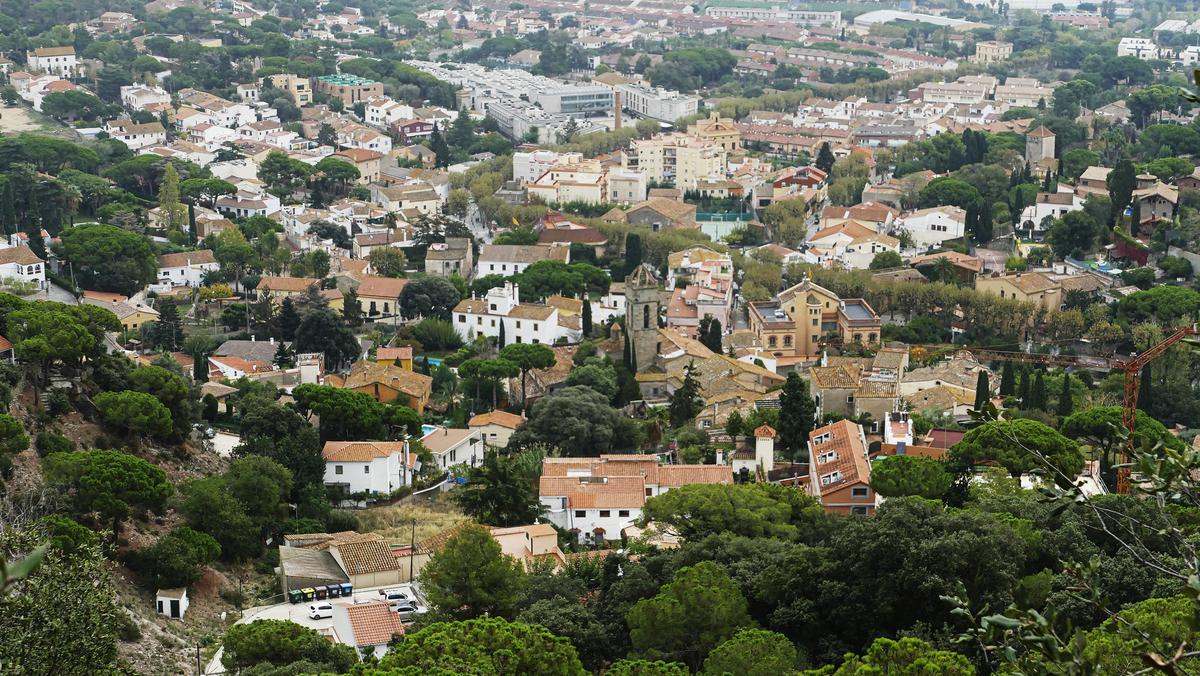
[409, 518, 416, 581]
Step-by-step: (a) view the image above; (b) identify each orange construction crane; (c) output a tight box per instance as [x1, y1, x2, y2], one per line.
[962, 324, 1197, 494]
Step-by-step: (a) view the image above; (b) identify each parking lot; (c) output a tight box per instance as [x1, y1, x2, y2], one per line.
[204, 583, 425, 674]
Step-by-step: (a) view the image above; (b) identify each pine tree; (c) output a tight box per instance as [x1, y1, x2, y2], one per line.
[1056, 372, 1073, 417]
[158, 162, 186, 231]
[273, 341, 296, 369]
[278, 298, 301, 341]
[156, 300, 183, 351]
[1000, 362, 1015, 396]
[973, 370, 990, 411]
[581, 293, 592, 336]
[1031, 370, 1048, 410]
[778, 371, 817, 461]
[815, 142, 835, 175]
[1019, 370, 1031, 408]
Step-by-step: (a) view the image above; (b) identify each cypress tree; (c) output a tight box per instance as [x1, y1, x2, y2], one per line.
[278, 298, 301, 341]
[973, 370, 990, 411]
[778, 371, 817, 461]
[0, 181, 16, 237]
[625, 233, 644, 272]
[582, 293, 592, 336]
[1019, 370, 1031, 408]
[1000, 362, 1015, 396]
[1031, 371, 1048, 411]
[498, 319, 506, 348]
[156, 300, 183, 351]
[629, 337, 638, 374]
[623, 324, 631, 369]
[193, 352, 209, 382]
[1056, 372, 1073, 417]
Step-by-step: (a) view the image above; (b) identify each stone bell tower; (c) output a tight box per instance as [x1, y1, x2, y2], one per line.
[625, 263, 660, 373]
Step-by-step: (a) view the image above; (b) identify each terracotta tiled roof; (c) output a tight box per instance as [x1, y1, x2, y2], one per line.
[356, 276, 408, 299]
[376, 346, 412, 362]
[257, 276, 319, 293]
[468, 410, 525, 429]
[322, 440, 411, 462]
[656, 465, 732, 487]
[0, 245, 43, 266]
[158, 249, 217, 268]
[328, 360, 432, 399]
[419, 427, 475, 455]
[342, 600, 404, 646]
[809, 419, 870, 494]
[539, 475, 647, 509]
[333, 539, 401, 575]
[754, 424, 777, 438]
[809, 364, 861, 389]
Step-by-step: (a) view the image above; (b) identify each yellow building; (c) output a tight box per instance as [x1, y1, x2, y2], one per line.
[326, 359, 432, 413]
[256, 276, 343, 312]
[687, 112, 741, 152]
[974, 271, 1061, 312]
[623, 134, 726, 192]
[747, 275, 882, 361]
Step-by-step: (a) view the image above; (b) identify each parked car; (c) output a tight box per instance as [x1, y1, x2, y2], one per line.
[308, 602, 333, 620]
[393, 602, 422, 622]
[379, 588, 410, 605]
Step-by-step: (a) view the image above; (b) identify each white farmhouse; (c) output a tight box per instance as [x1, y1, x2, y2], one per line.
[27, 46, 77, 77]
[321, 440, 417, 495]
[452, 282, 580, 346]
[0, 245, 46, 290]
[156, 250, 220, 288]
[898, 205, 967, 250]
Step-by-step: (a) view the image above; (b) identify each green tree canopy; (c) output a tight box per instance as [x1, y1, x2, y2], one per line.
[950, 418, 1083, 481]
[703, 629, 800, 676]
[819, 637, 974, 675]
[508, 385, 633, 455]
[221, 620, 357, 672]
[641, 483, 824, 541]
[869, 455, 953, 499]
[58, 223, 158, 296]
[372, 618, 586, 676]
[452, 450, 544, 527]
[46, 450, 173, 538]
[95, 390, 173, 439]
[627, 561, 753, 669]
[420, 523, 526, 620]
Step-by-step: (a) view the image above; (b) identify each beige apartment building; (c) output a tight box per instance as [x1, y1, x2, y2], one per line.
[622, 134, 726, 192]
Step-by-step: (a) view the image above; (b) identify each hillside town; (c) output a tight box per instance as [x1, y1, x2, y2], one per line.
[0, 0, 1199, 673]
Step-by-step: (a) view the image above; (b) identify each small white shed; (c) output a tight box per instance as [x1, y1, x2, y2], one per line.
[156, 588, 189, 619]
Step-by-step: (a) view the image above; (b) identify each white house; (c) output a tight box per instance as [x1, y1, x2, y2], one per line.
[419, 426, 486, 470]
[1117, 37, 1160, 60]
[539, 456, 732, 542]
[27, 46, 77, 77]
[1020, 191, 1084, 233]
[330, 601, 403, 658]
[364, 98, 415, 128]
[156, 250, 220, 288]
[475, 243, 569, 278]
[898, 205, 967, 250]
[104, 120, 168, 151]
[120, 85, 171, 111]
[0, 245, 46, 290]
[840, 232, 902, 269]
[452, 283, 580, 346]
[322, 440, 417, 495]
[215, 189, 282, 219]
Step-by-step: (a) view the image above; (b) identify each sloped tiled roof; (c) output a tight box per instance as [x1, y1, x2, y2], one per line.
[342, 600, 404, 646]
[469, 410, 525, 429]
[333, 539, 401, 576]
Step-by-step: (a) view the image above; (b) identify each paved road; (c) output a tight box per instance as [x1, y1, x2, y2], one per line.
[34, 280, 77, 304]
